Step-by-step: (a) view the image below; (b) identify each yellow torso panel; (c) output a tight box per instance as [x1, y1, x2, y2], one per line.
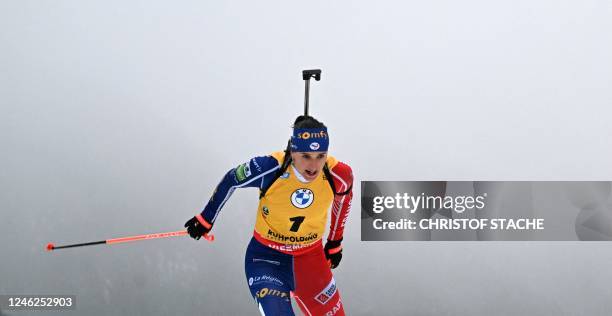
[254, 151, 338, 246]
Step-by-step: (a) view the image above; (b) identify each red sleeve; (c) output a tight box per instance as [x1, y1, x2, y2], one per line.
[328, 161, 353, 242]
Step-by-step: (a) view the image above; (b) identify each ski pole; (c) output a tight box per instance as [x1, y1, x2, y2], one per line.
[302, 69, 321, 116]
[46, 230, 214, 252]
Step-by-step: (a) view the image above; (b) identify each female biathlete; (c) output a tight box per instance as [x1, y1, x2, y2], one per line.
[184, 115, 353, 316]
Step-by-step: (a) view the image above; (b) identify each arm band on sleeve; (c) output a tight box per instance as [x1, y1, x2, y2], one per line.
[327, 245, 342, 255]
[195, 214, 212, 229]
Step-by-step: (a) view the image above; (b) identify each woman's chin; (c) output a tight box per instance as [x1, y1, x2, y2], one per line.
[304, 173, 318, 181]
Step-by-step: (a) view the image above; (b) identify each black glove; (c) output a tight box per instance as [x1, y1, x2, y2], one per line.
[184, 214, 212, 240]
[324, 238, 343, 269]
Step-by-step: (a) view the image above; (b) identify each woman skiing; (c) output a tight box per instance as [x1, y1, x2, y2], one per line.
[185, 115, 353, 316]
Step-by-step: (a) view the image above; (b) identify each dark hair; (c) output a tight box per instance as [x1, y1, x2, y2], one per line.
[293, 115, 326, 129]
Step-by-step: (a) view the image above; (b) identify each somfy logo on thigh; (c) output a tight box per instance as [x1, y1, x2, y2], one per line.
[291, 188, 314, 209]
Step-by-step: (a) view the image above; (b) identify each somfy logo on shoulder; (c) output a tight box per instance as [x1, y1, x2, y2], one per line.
[291, 188, 314, 209]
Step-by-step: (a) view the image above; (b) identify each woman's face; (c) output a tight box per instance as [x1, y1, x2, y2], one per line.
[290, 151, 327, 181]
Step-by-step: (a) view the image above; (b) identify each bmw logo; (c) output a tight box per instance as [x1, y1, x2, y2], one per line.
[291, 188, 314, 209]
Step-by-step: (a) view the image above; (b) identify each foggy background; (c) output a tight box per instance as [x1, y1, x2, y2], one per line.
[2, 1, 611, 315]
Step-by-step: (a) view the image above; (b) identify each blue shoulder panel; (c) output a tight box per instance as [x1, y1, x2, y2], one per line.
[201, 155, 280, 224]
